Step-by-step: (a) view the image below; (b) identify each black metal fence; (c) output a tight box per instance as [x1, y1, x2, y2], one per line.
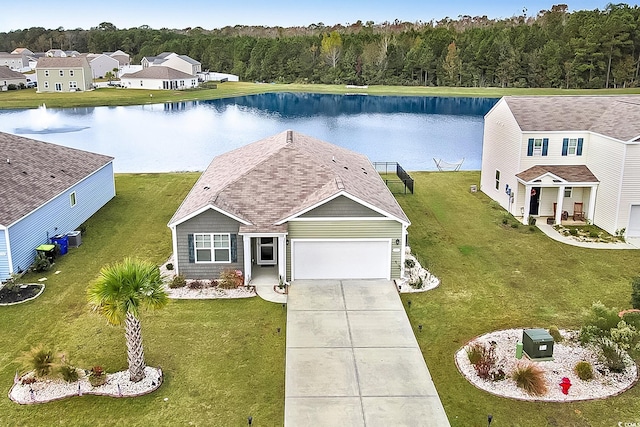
[373, 162, 414, 194]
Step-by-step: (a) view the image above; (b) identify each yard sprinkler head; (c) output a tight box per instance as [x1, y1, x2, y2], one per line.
[248, 416, 253, 426]
[488, 414, 493, 426]
[418, 325, 423, 332]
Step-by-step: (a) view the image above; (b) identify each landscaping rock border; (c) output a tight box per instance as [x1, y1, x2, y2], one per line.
[0, 284, 45, 306]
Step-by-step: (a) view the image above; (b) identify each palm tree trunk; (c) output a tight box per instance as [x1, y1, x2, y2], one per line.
[125, 311, 146, 382]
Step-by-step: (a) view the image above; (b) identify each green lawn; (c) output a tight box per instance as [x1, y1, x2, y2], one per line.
[0, 173, 286, 427]
[2, 172, 639, 426]
[3, 82, 640, 109]
[395, 171, 640, 427]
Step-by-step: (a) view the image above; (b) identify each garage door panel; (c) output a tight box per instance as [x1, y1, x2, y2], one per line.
[293, 240, 390, 280]
[629, 205, 640, 237]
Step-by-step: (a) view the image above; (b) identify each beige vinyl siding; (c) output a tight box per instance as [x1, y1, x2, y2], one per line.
[175, 209, 243, 279]
[619, 143, 640, 233]
[299, 195, 384, 218]
[519, 133, 590, 170]
[286, 220, 403, 280]
[585, 135, 626, 234]
[481, 99, 523, 214]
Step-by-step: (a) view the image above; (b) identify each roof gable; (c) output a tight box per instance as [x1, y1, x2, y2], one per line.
[516, 165, 599, 184]
[0, 132, 114, 226]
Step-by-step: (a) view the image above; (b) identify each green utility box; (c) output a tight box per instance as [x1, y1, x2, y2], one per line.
[522, 328, 554, 359]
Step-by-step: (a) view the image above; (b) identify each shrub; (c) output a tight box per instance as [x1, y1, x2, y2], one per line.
[528, 226, 536, 232]
[466, 342, 497, 380]
[502, 214, 510, 225]
[60, 364, 79, 382]
[188, 280, 205, 290]
[169, 275, 186, 288]
[569, 228, 578, 236]
[510, 222, 520, 229]
[405, 258, 415, 269]
[31, 253, 52, 272]
[589, 231, 599, 238]
[622, 310, 640, 329]
[21, 345, 56, 378]
[511, 363, 548, 396]
[410, 276, 423, 289]
[632, 277, 640, 309]
[574, 361, 594, 380]
[219, 269, 243, 289]
[548, 326, 563, 343]
[599, 338, 627, 373]
[579, 301, 621, 343]
[466, 342, 484, 365]
[88, 366, 107, 387]
[166, 263, 174, 271]
[609, 321, 638, 351]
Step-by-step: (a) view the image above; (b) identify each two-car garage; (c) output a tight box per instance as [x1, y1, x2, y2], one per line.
[291, 239, 391, 280]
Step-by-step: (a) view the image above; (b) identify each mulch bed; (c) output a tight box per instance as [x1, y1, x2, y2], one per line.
[0, 284, 44, 305]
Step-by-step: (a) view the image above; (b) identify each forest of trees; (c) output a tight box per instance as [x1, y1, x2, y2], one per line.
[2, 3, 640, 89]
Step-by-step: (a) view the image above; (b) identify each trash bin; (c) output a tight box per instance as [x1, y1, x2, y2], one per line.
[36, 244, 56, 262]
[50, 234, 69, 255]
[67, 231, 82, 247]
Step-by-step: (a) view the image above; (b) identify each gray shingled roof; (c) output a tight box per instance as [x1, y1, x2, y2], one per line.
[169, 131, 410, 231]
[503, 96, 640, 141]
[178, 55, 200, 65]
[516, 165, 599, 183]
[0, 66, 26, 79]
[0, 132, 113, 226]
[121, 66, 195, 80]
[36, 56, 90, 68]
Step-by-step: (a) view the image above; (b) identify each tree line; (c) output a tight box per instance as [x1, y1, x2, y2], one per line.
[2, 3, 640, 89]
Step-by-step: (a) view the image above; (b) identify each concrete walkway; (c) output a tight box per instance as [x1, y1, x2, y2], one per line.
[284, 280, 450, 427]
[536, 222, 640, 249]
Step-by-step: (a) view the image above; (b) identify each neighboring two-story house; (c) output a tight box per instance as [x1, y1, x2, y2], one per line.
[141, 52, 201, 76]
[35, 57, 93, 92]
[481, 96, 640, 239]
[83, 53, 120, 79]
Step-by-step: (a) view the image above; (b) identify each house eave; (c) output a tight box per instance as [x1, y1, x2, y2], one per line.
[168, 204, 252, 228]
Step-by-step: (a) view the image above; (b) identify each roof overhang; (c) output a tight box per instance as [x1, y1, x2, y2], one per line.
[275, 191, 410, 227]
[515, 165, 599, 187]
[168, 204, 252, 228]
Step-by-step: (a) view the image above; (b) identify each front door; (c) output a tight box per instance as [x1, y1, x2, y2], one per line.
[529, 187, 541, 216]
[257, 237, 276, 265]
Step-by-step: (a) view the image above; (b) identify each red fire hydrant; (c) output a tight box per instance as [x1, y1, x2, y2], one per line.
[559, 377, 572, 395]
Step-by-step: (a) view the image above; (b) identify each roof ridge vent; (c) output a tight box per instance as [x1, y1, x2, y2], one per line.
[335, 176, 345, 190]
[286, 130, 293, 144]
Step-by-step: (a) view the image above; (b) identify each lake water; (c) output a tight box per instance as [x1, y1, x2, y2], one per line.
[0, 93, 497, 173]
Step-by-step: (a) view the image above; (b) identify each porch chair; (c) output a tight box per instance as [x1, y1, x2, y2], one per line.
[573, 202, 584, 221]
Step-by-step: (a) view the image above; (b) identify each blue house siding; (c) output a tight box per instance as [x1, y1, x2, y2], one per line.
[6, 162, 115, 277]
[0, 229, 9, 281]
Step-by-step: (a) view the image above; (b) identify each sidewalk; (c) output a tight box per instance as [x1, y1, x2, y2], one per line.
[536, 222, 639, 250]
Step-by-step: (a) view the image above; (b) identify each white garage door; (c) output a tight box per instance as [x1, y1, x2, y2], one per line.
[292, 240, 391, 280]
[629, 205, 640, 237]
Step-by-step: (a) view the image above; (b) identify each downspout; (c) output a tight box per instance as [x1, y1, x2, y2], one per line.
[170, 226, 179, 276]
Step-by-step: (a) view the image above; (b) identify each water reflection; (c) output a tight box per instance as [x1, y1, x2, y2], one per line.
[0, 94, 497, 173]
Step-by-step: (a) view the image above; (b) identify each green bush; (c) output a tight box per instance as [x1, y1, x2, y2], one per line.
[511, 363, 548, 396]
[548, 326, 563, 343]
[60, 364, 79, 382]
[166, 263, 174, 271]
[589, 231, 599, 238]
[579, 301, 621, 343]
[21, 345, 56, 378]
[632, 277, 640, 309]
[610, 321, 638, 351]
[574, 361, 594, 380]
[622, 310, 640, 329]
[405, 258, 415, 269]
[569, 228, 579, 236]
[510, 222, 520, 229]
[169, 275, 186, 288]
[31, 252, 52, 272]
[466, 342, 484, 365]
[599, 338, 627, 373]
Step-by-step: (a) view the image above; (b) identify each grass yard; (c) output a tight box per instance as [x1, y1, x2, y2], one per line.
[3, 81, 640, 109]
[0, 173, 286, 427]
[395, 171, 640, 427]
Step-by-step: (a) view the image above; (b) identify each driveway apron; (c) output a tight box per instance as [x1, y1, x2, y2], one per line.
[285, 280, 450, 427]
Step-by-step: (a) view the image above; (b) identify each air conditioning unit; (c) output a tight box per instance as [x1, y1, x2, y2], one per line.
[67, 231, 82, 247]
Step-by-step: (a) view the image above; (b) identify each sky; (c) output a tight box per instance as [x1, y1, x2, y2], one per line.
[0, 1, 632, 32]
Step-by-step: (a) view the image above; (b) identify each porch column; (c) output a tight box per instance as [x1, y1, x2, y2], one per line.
[242, 235, 252, 284]
[523, 184, 532, 225]
[278, 235, 287, 282]
[588, 185, 598, 222]
[555, 186, 565, 225]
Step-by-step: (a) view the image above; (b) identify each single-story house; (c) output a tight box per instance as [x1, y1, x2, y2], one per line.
[481, 96, 640, 239]
[0, 132, 115, 281]
[0, 66, 27, 89]
[120, 66, 198, 90]
[35, 57, 93, 92]
[168, 130, 410, 282]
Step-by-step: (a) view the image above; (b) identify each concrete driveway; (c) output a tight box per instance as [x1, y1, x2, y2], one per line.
[284, 280, 450, 427]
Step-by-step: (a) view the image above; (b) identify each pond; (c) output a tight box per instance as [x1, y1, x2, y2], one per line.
[0, 93, 497, 173]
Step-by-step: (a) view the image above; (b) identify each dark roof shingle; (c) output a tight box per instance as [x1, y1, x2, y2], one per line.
[516, 165, 599, 183]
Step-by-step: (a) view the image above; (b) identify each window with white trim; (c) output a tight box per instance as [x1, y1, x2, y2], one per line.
[69, 70, 74, 77]
[44, 70, 49, 77]
[532, 139, 543, 156]
[70, 191, 77, 207]
[564, 187, 572, 198]
[44, 81, 49, 89]
[59, 70, 64, 77]
[194, 233, 230, 262]
[69, 81, 77, 89]
[495, 170, 500, 190]
[567, 139, 578, 155]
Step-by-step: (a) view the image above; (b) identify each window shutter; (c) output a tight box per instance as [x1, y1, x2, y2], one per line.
[562, 138, 569, 156]
[527, 139, 534, 156]
[577, 138, 583, 156]
[187, 234, 195, 263]
[542, 138, 549, 156]
[230, 234, 237, 263]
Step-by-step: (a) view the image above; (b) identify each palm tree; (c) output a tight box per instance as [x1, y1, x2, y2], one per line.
[87, 258, 168, 382]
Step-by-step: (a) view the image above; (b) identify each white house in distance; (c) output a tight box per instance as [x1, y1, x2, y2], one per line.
[83, 53, 119, 79]
[481, 96, 640, 239]
[120, 66, 198, 90]
[141, 52, 201, 76]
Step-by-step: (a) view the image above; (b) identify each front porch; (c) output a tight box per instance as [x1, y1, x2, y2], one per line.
[241, 233, 287, 286]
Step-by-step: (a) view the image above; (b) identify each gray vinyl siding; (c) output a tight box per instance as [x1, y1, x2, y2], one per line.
[286, 220, 403, 281]
[299, 196, 384, 218]
[6, 163, 115, 279]
[175, 209, 244, 279]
